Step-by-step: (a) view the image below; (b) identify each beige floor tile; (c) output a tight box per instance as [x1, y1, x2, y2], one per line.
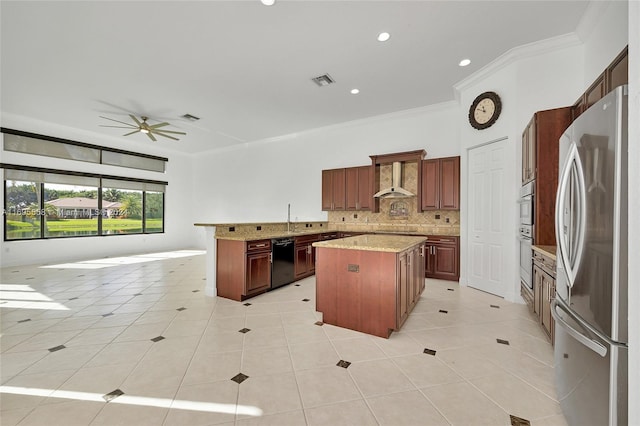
[89, 402, 169, 426]
[206, 315, 247, 332]
[295, 365, 362, 408]
[3, 369, 77, 392]
[243, 326, 288, 349]
[348, 358, 415, 397]
[163, 380, 238, 425]
[65, 326, 127, 347]
[235, 409, 307, 426]
[15, 400, 105, 426]
[0, 407, 33, 426]
[331, 337, 387, 363]
[236, 372, 302, 419]
[198, 330, 245, 353]
[436, 346, 505, 379]
[368, 389, 450, 425]
[132, 310, 178, 325]
[391, 353, 464, 388]
[22, 344, 106, 375]
[422, 381, 510, 425]
[0, 350, 49, 380]
[532, 413, 570, 426]
[370, 332, 423, 357]
[57, 362, 137, 394]
[244, 313, 283, 329]
[83, 340, 153, 368]
[289, 341, 339, 371]
[321, 323, 370, 341]
[470, 370, 563, 420]
[305, 399, 377, 426]
[112, 322, 169, 343]
[284, 323, 329, 345]
[240, 345, 293, 378]
[183, 350, 243, 385]
[5, 330, 82, 353]
[162, 318, 208, 338]
[0, 333, 33, 353]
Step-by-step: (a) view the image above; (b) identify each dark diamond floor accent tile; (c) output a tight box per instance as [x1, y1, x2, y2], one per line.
[176, 307, 187, 311]
[302, 298, 310, 302]
[202, 278, 206, 281]
[423, 348, 437, 356]
[77, 274, 85, 277]
[438, 309, 448, 314]
[103, 389, 124, 402]
[337, 360, 351, 368]
[314, 321, 324, 326]
[68, 297, 79, 300]
[295, 284, 301, 287]
[509, 414, 531, 426]
[238, 328, 251, 334]
[26, 277, 34, 280]
[18, 318, 32, 323]
[102, 313, 114, 317]
[231, 373, 249, 384]
[497, 338, 510, 345]
[243, 303, 252, 306]
[133, 293, 143, 296]
[48, 345, 66, 352]
[447, 288, 454, 291]
[192, 290, 200, 293]
[490, 304, 500, 309]
[151, 336, 165, 342]
[564, 353, 569, 359]
[12, 270, 19, 273]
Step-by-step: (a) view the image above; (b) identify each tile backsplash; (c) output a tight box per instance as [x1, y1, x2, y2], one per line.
[327, 161, 460, 236]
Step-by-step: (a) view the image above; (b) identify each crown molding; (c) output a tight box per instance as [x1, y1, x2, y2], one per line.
[454, 32, 582, 94]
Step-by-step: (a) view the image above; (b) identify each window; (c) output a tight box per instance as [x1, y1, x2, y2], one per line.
[2, 167, 166, 240]
[4, 177, 42, 240]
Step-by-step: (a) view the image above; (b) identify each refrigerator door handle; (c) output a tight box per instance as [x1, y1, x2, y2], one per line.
[551, 299, 607, 357]
[555, 143, 587, 288]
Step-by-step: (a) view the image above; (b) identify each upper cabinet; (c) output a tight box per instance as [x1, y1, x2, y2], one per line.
[572, 46, 627, 120]
[323, 166, 372, 211]
[421, 156, 460, 211]
[321, 168, 346, 211]
[522, 107, 572, 245]
[345, 165, 372, 211]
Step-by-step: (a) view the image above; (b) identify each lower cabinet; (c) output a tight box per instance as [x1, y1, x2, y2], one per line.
[532, 248, 556, 343]
[217, 239, 272, 301]
[424, 236, 459, 281]
[294, 234, 320, 280]
[398, 244, 426, 327]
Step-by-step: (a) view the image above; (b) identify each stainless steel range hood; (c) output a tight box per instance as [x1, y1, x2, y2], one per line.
[374, 161, 414, 198]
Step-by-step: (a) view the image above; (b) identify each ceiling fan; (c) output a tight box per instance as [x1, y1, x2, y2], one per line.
[99, 114, 186, 141]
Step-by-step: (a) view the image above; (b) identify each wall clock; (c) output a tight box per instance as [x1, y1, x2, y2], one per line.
[468, 91, 502, 130]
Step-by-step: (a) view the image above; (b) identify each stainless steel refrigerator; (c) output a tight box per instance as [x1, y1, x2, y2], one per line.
[552, 85, 628, 426]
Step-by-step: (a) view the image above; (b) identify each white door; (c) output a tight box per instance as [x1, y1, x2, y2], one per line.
[468, 139, 507, 297]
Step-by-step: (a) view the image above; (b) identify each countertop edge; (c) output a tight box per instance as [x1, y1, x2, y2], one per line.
[532, 245, 557, 260]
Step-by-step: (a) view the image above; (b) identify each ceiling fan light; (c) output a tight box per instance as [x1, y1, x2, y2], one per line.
[140, 129, 150, 134]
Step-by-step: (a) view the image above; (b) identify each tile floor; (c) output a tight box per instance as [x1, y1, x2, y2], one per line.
[1, 250, 568, 426]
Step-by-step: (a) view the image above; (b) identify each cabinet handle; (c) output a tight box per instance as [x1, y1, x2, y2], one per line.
[307, 246, 311, 255]
[255, 243, 267, 247]
[269, 253, 273, 263]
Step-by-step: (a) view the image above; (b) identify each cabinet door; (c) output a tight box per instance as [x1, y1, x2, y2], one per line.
[246, 252, 271, 295]
[398, 252, 409, 327]
[321, 170, 333, 211]
[541, 271, 554, 339]
[332, 169, 346, 210]
[295, 245, 310, 278]
[356, 166, 372, 210]
[521, 126, 528, 184]
[308, 245, 316, 275]
[424, 243, 435, 277]
[585, 74, 606, 110]
[526, 120, 536, 182]
[533, 265, 543, 318]
[433, 244, 458, 280]
[607, 47, 628, 91]
[345, 167, 359, 210]
[421, 160, 439, 210]
[439, 157, 460, 210]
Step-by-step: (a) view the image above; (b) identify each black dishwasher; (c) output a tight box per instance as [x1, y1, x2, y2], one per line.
[271, 237, 295, 289]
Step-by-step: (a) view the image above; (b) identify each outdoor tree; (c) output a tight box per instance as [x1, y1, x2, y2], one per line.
[120, 192, 142, 219]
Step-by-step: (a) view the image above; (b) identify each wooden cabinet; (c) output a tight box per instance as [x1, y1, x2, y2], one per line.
[294, 234, 320, 280]
[532, 248, 556, 343]
[217, 239, 272, 301]
[572, 46, 628, 120]
[345, 166, 372, 211]
[315, 240, 426, 338]
[424, 235, 459, 281]
[321, 168, 346, 211]
[421, 156, 460, 211]
[521, 107, 572, 245]
[339, 231, 364, 238]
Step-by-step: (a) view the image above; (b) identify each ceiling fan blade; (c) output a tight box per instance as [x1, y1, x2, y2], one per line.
[149, 122, 170, 129]
[99, 116, 138, 127]
[123, 130, 140, 136]
[153, 129, 187, 135]
[129, 114, 143, 127]
[100, 125, 138, 129]
[147, 132, 157, 142]
[154, 132, 180, 141]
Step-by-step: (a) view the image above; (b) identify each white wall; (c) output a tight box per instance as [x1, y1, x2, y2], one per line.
[0, 114, 197, 267]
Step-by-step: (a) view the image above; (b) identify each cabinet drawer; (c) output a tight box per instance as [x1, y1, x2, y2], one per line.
[426, 236, 458, 245]
[533, 251, 556, 276]
[295, 234, 321, 245]
[247, 239, 271, 252]
[320, 232, 339, 240]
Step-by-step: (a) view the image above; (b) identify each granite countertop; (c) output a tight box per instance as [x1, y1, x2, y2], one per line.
[313, 234, 427, 253]
[211, 229, 330, 241]
[533, 245, 557, 260]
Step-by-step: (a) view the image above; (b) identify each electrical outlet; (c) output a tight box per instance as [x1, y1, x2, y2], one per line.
[229, 226, 235, 232]
[256, 226, 261, 231]
[435, 214, 440, 219]
[342, 217, 345, 221]
[354, 214, 358, 219]
[445, 218, 450, 223]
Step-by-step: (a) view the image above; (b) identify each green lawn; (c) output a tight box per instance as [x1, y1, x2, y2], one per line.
[6, 218, 162, 236]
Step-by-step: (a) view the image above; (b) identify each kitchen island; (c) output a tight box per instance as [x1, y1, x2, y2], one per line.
[313, 234, 427, 338]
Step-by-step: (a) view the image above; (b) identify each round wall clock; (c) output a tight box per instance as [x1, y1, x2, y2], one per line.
[468, 91, 502, 130]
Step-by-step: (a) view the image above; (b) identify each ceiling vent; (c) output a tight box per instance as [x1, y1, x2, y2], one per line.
[181, 113, 200, 121]
[311, 74, 335, 87]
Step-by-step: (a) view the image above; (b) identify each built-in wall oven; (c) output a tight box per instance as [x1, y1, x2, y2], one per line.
[519, 182, 534, 288]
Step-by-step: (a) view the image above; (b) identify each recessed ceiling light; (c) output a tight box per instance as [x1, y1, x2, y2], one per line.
[459, 59, 471, 67]
[377, 32, 391, 42]
[260, 0, 275, 5]
[350, 89, 360, 95]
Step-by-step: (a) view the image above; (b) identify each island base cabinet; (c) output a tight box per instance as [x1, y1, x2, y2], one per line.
[217, 239, 271, 301]
[315, 243, 425, 338]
